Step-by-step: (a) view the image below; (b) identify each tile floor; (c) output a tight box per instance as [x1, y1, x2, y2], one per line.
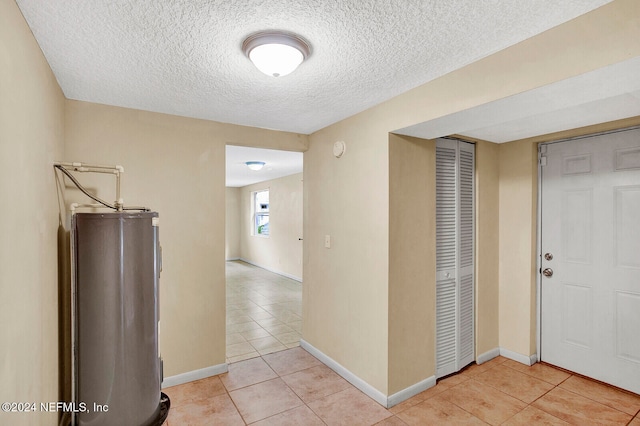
[225, 261, 303, 364]
[164, 347, 640, 425]
[165, 261, 640, 424]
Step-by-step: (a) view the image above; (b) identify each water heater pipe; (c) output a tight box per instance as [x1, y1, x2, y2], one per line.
[54, 162, 147, 212]
[55, 162, 124, 211]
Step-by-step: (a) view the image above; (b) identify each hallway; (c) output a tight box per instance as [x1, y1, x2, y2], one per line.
[226, 261, 302, 363]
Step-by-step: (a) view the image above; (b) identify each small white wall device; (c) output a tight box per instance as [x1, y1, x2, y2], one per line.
[333, 140, 346, 158]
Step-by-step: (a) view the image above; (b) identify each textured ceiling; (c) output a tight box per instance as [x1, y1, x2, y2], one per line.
[16, 0, 613, 135]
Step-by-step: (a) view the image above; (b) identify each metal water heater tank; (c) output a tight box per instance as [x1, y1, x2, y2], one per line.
[72, 212, 168, 426]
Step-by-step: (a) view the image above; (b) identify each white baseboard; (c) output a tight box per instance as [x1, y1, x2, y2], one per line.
[477, 347, 538, 366]
[387, 375, 436, 408]
[226, 257, 241, 261]
[161, 363, 228, 389]
[239, 258, 302, 282]
[300, 339, 435, 408]
[300, 339, 388, 407]
[499, 348, 537, 366]
[476, 347, 501, 365]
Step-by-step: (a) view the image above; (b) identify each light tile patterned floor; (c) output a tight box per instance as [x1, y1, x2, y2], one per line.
[163, 261, 640, 424]
[226, 261, 302, 363]
[164, 348, 640, 425]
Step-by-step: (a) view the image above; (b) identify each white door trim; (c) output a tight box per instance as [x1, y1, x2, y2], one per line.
[536, 125, 640, 364]
[536, 143, 543, 363]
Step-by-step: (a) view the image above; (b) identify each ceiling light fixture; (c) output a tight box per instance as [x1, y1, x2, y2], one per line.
[242, 30, 311, 77]
[245, 161, 266, 171]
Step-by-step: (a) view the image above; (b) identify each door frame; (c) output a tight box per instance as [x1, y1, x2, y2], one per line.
[535, 125, 640, 364]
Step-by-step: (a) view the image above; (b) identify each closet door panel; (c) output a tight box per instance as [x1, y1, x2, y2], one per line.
[436, 139, 475, 378]
[459, 144, 475, 368]
[436, 143, 458, 378]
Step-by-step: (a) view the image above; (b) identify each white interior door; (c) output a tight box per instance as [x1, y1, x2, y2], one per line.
[540, 127, 640, 394]
[436, 138, 474, 379]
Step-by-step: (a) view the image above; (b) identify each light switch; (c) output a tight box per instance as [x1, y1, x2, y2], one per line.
[324, 235, 331, 248]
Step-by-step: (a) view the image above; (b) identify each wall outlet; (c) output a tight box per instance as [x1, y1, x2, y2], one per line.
[324, 235, 331, 249]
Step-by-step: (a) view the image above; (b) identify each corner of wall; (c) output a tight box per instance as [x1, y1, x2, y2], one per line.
[388, 134, 436, 394]
[497, 140, 539, 357]
[1, 1, 66, 423]
[474, 140, 501, 356]
[225, 186, 241, 260]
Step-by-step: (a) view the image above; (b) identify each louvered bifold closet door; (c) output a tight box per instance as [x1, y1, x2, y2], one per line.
[436, 143, 457, 377]
[435, 139, 475, 379]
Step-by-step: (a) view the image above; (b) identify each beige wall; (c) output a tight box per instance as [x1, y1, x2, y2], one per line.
[238, 173, 303, 280]
[497, 141, 538, 356]
[475, 141, 500, 356]
[304, 0, 640, 397]
[63, 100, 308, 379]
[225, 187, 241, 260]
[304, 113, 391, 394]
[0, 1, 65, 425]
[388, 134, 436, 394]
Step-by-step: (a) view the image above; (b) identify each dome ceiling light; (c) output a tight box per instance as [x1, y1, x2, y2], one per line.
[245, 161, 266, 171]
[242, 30, 311, 77]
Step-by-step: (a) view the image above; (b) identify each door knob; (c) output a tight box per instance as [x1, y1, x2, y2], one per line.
[543, 268, 553, 277]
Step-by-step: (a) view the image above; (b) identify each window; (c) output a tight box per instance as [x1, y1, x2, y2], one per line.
[253, 189, 269, 236]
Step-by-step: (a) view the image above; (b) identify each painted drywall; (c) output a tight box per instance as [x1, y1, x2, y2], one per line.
[225, 187, 241, 260]
[305, 112, 391, 394]
[305, 0, 640, 397]
[0, 1, 65, 425]
[388, 134, 436, 394]
[498, 141, 538, 356]
[475, 141, 500, 356]
[238, 173, 303, 280]
[63, 100, 308, 379]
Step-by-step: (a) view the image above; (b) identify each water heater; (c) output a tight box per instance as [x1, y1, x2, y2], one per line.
[71, 212, 168, 426]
